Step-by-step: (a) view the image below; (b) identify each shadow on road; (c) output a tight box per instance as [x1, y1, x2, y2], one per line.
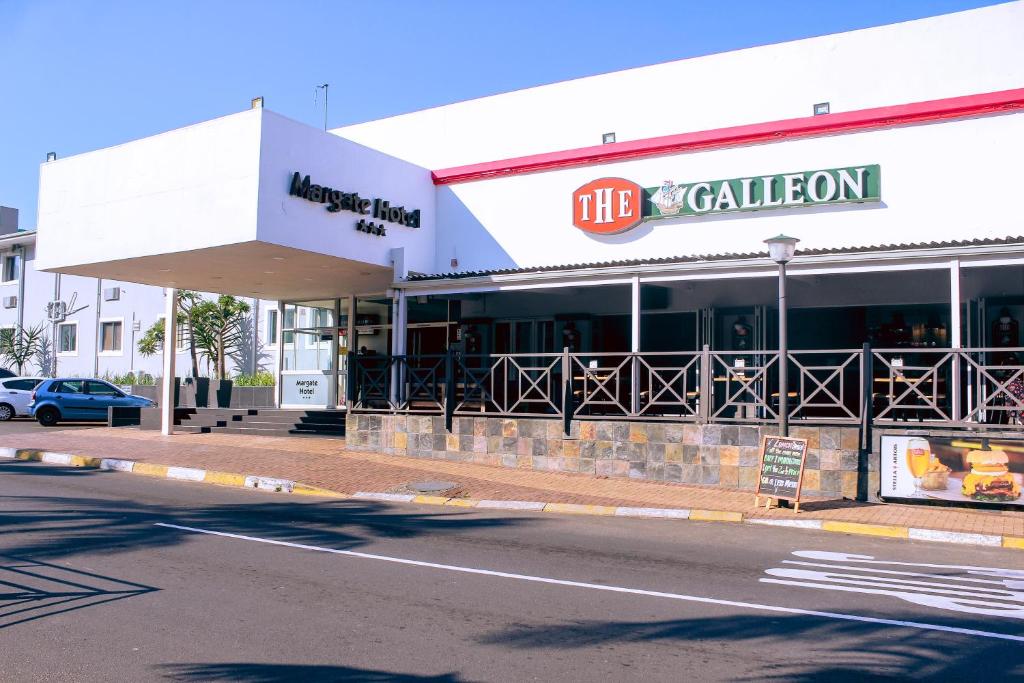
[0, 461, 526, 562]
[477, 614, 1024, 680]
[0, 554, 157, 630]
[159, 662, 464, 682]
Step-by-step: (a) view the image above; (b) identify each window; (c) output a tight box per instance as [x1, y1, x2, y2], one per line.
[3, 379, 41, 391]
[55, 380, 85, 394]
[99, 319, 123, 354]
[267, 308, 295, 347]
[57, 321, 78, 355]
[305, 308, 335, 349]
[86, 380, 123, 397]
[157, 315, 189, 352]
[176, 321, 188, 351]
[1, 254, 20, 283]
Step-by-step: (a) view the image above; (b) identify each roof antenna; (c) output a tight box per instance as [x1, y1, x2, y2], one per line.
[314, 83, 329, 130]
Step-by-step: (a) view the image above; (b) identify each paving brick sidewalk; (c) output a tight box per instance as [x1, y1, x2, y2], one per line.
[2, 427, 1021, 538]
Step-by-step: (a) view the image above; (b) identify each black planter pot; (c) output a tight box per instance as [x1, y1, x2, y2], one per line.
[181, 377, 210, 407]
[214, 380, 233, 408]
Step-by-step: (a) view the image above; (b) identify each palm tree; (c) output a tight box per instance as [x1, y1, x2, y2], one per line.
[191, 296, 251, 380]
[0, 324, 45, 375]
[137, 290, 202, 377]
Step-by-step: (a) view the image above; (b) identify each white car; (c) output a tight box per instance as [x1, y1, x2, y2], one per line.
[0, 377, 45, 421]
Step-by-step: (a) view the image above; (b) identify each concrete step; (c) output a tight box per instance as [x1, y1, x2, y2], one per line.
[286, 429, 346, 439]
[175, 425, 212, 434]
[290, 423, 345, 435]
[234, 414, 346, 426]
[210, 426, 295, 437]
[251, 409, 347, 419]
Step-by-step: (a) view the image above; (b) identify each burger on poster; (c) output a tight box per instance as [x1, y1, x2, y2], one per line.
[961, 449, 1021, 502]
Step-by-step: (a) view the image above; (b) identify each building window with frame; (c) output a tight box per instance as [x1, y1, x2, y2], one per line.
[267, 308, 295, 347]
[57, 321, 78, 355]
[1, 254, 20, 283]
[159, 315, 190, 352]
[99, 319, 123, 354]
[176, 320, 188, 352]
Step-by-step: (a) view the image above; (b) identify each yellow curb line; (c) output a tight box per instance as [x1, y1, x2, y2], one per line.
[690, 509, 744, 523]
[203, 471, 248, 488]
[412, 495, 452, 506]
[132, 462, 170, 478]
[444, 498, 479, 507]
[544, 503, 617, 516]
[821, 521, 909, 539]
[1004, 536, 1024, 550]
[293, 484, 349, 498]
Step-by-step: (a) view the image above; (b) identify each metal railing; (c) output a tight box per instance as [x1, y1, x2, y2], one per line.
[347, 346, 1024, 433]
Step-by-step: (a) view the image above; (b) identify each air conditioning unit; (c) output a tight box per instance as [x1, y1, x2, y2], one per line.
[46, 300, 67, 322]
[2, 296, 15, 309]
[103, 287, 120, 301]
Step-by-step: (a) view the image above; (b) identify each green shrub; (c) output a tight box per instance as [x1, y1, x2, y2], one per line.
[99, 371, 157, 386]
[234, 371, 275, 386]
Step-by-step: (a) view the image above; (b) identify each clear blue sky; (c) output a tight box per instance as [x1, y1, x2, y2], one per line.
[0, 0, 1007, 229]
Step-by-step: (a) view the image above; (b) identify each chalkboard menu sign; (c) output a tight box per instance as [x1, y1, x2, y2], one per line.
[755, 436, 809, 512]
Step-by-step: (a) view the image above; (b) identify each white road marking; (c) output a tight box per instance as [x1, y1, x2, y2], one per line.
[762, 550, 1024, 621]
[154, 522, 1024, 643]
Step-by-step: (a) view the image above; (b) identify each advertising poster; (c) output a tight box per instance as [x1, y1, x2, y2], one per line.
[881, 435, 1023, 508]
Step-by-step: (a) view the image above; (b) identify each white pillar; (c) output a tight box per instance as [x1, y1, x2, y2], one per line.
[950, 257, 962, 421]
[329, 298, 341, 408]
[345, 295, 356, 408]
[630, 276, 641, 414]
[161, 288, 177, 436]
[950, 257, 962, 349]
[390, 289, 408, 406]
[630, 276, 641, 353]
[275, 301, 286, 408]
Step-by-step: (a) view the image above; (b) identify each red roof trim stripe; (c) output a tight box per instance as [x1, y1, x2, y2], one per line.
[431, 88, 1024, 185]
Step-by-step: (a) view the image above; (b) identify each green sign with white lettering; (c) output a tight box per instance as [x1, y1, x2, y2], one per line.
[645, 164, 881, 219]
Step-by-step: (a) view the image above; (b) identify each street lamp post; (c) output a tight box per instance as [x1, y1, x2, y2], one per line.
[765, 235, 800, 437]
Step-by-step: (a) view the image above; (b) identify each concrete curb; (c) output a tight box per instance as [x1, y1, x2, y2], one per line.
[0, 447, 344, 499]
[2, 447, 1021, 552]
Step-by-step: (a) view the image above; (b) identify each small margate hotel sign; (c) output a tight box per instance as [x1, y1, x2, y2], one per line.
[572, 165, 880, 234]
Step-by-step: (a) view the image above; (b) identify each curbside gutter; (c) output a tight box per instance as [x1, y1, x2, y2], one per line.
[2, 447, 1021, 552]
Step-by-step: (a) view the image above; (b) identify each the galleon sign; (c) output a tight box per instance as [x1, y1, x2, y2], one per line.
[572, 165, 881, 234]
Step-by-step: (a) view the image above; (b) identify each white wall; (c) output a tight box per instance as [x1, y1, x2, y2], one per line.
[435, 113, 1024, 273]
[36, 109, 263, 272]
[335, 3, 1024, 169]
[255, 111, 436, 275]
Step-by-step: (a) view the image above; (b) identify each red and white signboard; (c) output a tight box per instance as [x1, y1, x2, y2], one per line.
[572, 177, 643, 234]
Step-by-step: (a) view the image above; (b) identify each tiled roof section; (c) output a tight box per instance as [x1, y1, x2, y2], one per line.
[406, 236, 1024, 281]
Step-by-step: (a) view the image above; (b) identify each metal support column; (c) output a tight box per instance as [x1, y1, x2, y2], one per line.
[329, 297, 341, 408]
[630, 276, 641, 415]
[950, 257, 962, 420]
[275, 301, 285, 408]
[390, 289, 408, 407]
[777, 262, 789, 437]
[160, 288, 178, 436]
[346, 295, 356, 409]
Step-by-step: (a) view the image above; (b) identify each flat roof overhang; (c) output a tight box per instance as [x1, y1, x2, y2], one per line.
[50, 241, 394, 301]
[35, 107, 435, 301]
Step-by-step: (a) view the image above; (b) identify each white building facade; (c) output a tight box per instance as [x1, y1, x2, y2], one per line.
[22, 4, 1024, 500]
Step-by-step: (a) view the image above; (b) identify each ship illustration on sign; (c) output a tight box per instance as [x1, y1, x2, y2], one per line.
[652, 180, 685, 215]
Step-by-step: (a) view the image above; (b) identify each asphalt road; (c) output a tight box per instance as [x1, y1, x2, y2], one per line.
[1, 460, 1021, 682]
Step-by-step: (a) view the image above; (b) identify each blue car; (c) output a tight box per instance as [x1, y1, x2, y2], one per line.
[30, 378, 156, 426]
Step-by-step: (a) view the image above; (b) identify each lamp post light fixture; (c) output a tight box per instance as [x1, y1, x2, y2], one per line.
[764, 234, 800, 436]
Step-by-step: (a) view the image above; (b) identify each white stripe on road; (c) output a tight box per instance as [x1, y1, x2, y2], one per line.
[154, 522, 1024, 643]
